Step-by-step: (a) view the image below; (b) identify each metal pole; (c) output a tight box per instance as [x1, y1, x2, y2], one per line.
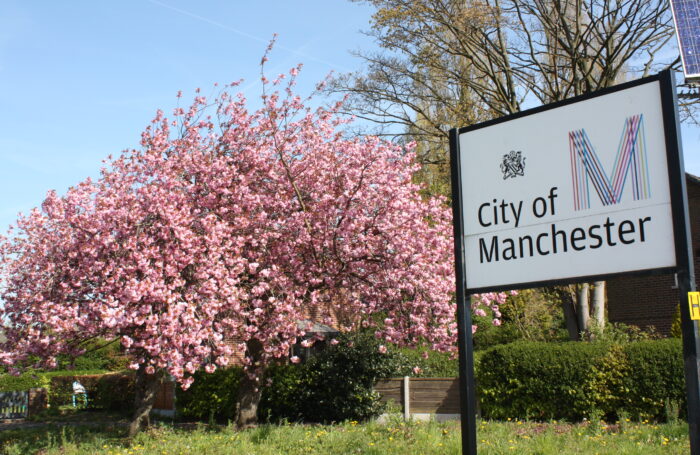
[659, 69, 700, 454]
[450, 128, 478, 455]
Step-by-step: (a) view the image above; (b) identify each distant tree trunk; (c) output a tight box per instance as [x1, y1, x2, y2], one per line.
[128, 367, 162, 438]
[591, 281, 606, 330]
[561, 292, 580, 341]
[235, 339, 264, 429]
[577, 283, 590, 336]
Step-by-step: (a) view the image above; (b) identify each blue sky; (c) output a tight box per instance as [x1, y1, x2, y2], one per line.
[0, 0, 378, 233]
[0, 1, 699, 235]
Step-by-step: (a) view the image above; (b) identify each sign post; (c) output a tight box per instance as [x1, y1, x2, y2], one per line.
[450, 70, 700, 454]
[450, 128, 478, 454]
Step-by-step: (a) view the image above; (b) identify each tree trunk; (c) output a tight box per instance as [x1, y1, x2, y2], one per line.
[591, 280, 606, 330]
[235, 339, 264, 429]
[128, 367, 162, 438]
[577, 283, 590, 336]
[561, 292, 580, 341]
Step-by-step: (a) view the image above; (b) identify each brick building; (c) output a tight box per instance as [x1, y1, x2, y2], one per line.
[607, 173, 700, 334]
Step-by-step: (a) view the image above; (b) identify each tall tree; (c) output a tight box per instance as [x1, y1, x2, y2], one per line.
[334, 0, 684, 194]
[0, 51, 508, 434]
[334, 0, 689, 334]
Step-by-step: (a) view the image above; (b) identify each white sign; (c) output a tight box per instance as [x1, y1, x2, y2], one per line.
[458, 79, 677, 291]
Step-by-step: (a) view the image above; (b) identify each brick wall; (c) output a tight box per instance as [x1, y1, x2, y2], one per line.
[607, 174, 700, 335]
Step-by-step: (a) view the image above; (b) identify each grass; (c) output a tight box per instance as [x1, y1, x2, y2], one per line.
[0, 416, 690, 454]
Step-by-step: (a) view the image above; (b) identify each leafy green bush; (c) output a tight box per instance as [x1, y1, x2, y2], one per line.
[622, 339, 685, 420]
[0, 370, 51, 392]
[47, 372, 133, 412]
[477, 339, 686, 422]
[259, 331, 411, 424]
[670, 305, 682, 338]
[478, 341, 611, 420]
[258, 363, 305, 423]
[90, 373, 135, 413]
[296, 331, 410, 423]
[56, 339, 129, 372]
[175, 367, 242, 423]
[397, 346, 458, 377]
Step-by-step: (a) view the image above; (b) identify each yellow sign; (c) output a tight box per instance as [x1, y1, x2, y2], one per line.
[689, 292, 700, 320]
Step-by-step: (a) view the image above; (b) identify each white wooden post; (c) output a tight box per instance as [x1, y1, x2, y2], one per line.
[402, 376, 410, 420]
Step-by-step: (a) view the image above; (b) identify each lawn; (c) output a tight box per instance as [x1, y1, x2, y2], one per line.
[0, 416, 690, 455]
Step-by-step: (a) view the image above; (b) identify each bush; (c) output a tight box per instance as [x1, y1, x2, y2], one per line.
[47, 372, 134, 412]
[260, 331, 411, 424]
[478, 341, 611, 420]
[477, 339, 686, 422]
[0, 370, 51, 393]
[258, 363, 305, 423]
[0, 370, 134, 415]
[622, 339, 685, 420]
[297, 331, 409, 423]
[56, 339, 129, 372]
[175, 367, 242, 423]
[397, 346, 458, 377]
[473, 289, 568, 350]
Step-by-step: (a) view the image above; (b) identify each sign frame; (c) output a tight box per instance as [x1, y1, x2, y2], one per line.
[452, 71, 690, 295]
[450, 69, 700, 455]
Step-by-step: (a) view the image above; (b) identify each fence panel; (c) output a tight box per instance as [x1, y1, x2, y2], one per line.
[0, 391, 28, 419]
[376, 377, 460, 415]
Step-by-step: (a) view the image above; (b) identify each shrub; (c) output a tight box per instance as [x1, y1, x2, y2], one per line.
[473, 289, 569, 350]
[175, 367, 242, 423]
[0, 370, 134, 415]
[478, 341, 613, 420]
[295, 331, 411, 423]
[259, 363, 305, 423]
[258, 331, 411, 424]
[56, 339, 129, 372]
[477, 339, 686, 422]
[397, 346, 458, 377]
[46, 372, 133, 412]
[90, 373, 135, 413]
[670, 305, 682, 338]
[0, 370, 51, 393]
[622, 338, 685, 420]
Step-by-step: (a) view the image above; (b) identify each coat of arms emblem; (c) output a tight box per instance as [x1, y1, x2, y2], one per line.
[500, 150, 526, 179]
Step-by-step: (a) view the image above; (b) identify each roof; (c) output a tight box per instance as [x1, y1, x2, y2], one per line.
[296, 320, 339, 333]
[687, 172, 700, 186]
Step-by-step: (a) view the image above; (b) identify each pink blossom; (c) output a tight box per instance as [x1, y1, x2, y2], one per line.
[378, 345, 387, 354]
[0, 60, 510, 395]
[290, 356, 301, 364]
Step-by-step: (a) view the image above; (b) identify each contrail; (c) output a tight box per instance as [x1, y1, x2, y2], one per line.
[146, 0, 353, 72]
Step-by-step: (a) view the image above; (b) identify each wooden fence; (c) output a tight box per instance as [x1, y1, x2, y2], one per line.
[153, 380, 175, 412]
[375, 377, 461, 418]
[0, 391, 28, 419]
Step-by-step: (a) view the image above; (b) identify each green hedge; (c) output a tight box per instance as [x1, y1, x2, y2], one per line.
[175, 367, 243, 422]
[47, 372, 135, 413]
[178, 331, 411, 424]
[0, 370, 107, 394]
[0, 370, 134, 414]
[622, 339, 686, 420]
[477, 339, 685, 421]
[0, 370, 52, 393]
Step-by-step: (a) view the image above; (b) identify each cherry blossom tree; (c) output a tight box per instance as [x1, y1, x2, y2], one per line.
[0, 48, 506, 434]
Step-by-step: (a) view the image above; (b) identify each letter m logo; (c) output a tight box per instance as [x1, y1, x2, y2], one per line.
[569, 114, 651, 211]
